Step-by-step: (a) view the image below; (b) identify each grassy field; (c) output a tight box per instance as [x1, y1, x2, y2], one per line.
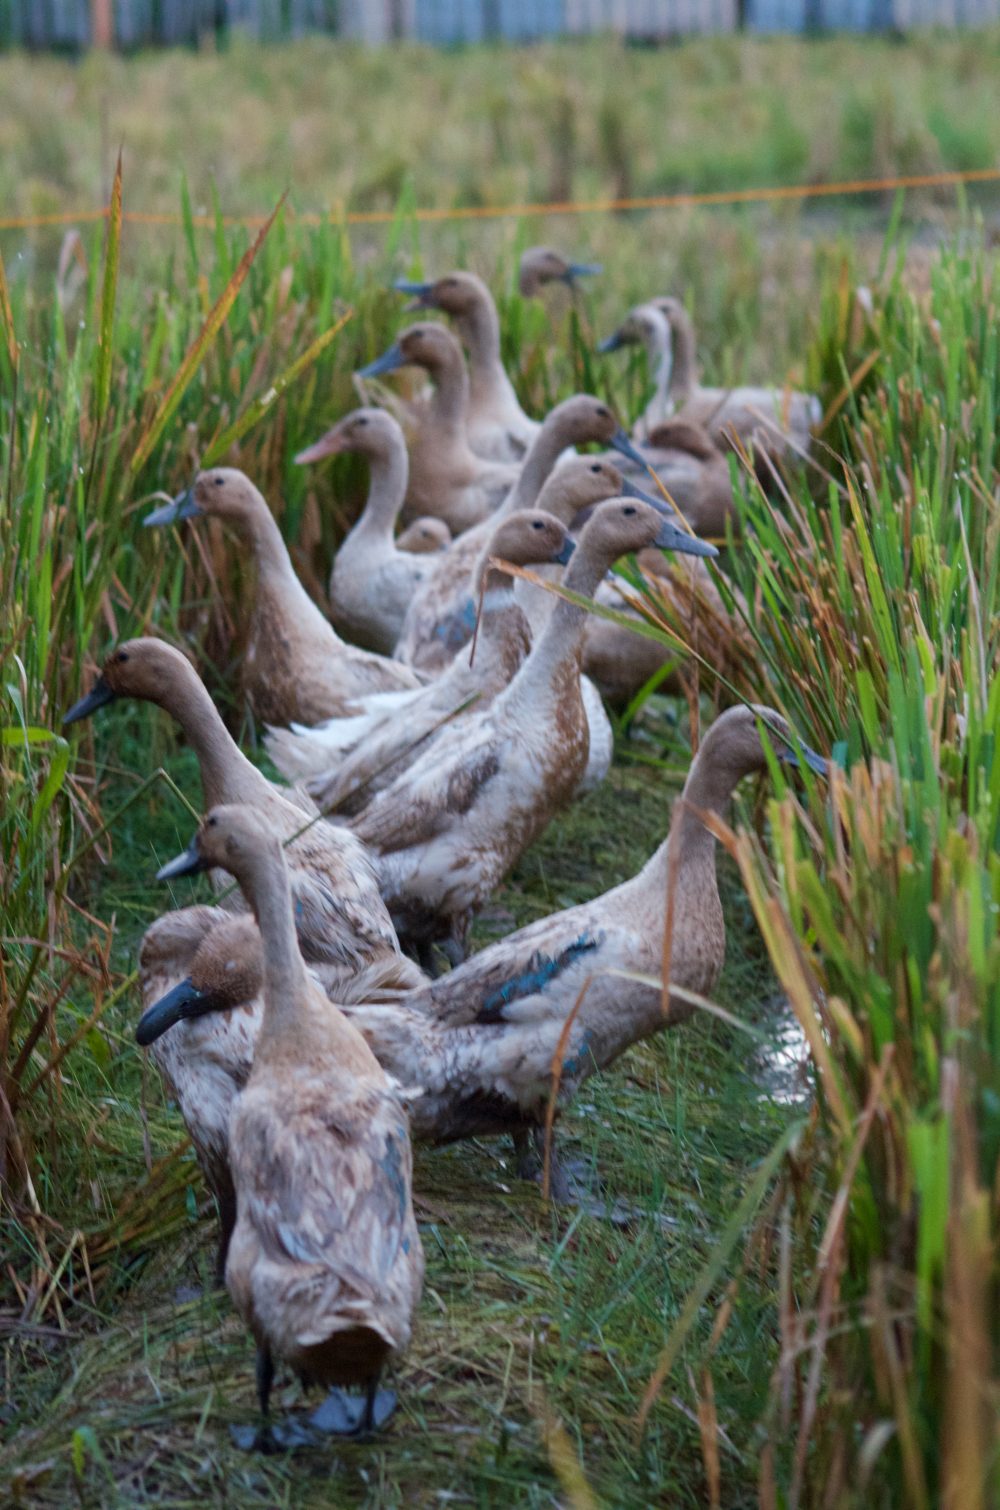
[2, 33, 1000, 1509]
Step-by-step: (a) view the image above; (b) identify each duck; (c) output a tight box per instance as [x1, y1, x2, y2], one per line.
[357, 323, 520, 534]
[395, 516, 452, 554]
[506, 449, 745, 707]
[393, 392, 652, 675]
[137, 907, 418, 1277]
[62, 638, 425, 986]
[600, 297, 821, 462]
[628, 416, 735, 538]
[345, 499, 717, 964]
[518, 247, 603, 300]
[265, 509, 576, 812]
[265, 457, 633, 793]
[393, 271, 538, 463]
[293, 408, 442, 654]
[156, 806, 423, 1443]
[143, 469, 424, 727]
[142, 710, 826, 1191]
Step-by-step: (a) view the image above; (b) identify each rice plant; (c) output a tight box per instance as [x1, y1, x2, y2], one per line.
[1, 137, 997, 1504]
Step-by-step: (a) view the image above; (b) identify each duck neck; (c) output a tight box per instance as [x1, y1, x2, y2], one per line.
[350, 437, 409, 546]
[456, 295, 518, 415]
[509, 543, 605, 696]
[667, 306, 698, 403]
[648, 731, 745, 888]
[159, 665, 272, 809]
[643, 312, 674, 429]
[466, 568, 526, 673]
[242, 846, 311, 1048]
[502, 419, 569, 517]
[425, 352, 471, 442]
[241, 496, 340, 640]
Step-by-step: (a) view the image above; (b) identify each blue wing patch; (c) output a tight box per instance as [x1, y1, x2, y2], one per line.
[477, 932, 602, 1024]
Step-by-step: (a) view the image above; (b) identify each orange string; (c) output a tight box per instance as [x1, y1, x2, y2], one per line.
[1, 166, 998, 231]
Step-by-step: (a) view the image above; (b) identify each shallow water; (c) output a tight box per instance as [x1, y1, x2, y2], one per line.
[755, 998, 814, 1108]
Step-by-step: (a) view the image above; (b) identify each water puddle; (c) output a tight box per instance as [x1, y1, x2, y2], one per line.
[754, 998, 814, 1108]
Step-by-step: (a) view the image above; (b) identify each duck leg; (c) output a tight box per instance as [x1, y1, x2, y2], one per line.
[253, 1345, 278, 1453]
[213, 1172, 237, 1287]
[512, 1125, 595, 1207]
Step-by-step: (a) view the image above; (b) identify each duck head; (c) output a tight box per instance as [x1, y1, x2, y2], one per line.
[484, 510, 575, 573]
[393, 271, 491, 317]
[294, 406, 403, 466]
[576, 496, 719, 565]
[537, 394, 650, 472]
[156, 803, 282, 886]
[356, 321, 464, 381]
[63, 638, 192, 725]
[136, 913, 263, 1046]
[698, 704, 828, 782]
[143, 467, 262, 530]
[519, 247, 602, 298]
[598, 302, 670, 356]
[396, 516, 452, 554]
[535, 456, 665, 528]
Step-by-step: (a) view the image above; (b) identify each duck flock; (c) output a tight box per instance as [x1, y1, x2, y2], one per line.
[64, 246, 826, 1448]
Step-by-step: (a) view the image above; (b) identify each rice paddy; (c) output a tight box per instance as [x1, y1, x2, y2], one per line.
[2, 31, 999, 1509]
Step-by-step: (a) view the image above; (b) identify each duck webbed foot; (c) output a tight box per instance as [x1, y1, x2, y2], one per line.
[309, 1380, 397, 1438]
[511, 1125, 583, 1203]
[231, 1379, 398, 1452]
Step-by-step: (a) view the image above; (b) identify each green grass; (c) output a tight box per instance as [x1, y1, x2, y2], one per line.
[3, 741, 795, 1508]
[2, 33, 1000, 1508]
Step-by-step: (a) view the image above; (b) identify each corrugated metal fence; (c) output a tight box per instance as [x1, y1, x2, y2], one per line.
[2, 0, 998, 49]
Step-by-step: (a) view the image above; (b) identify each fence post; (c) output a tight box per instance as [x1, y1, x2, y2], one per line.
[91, 0, 114, 46]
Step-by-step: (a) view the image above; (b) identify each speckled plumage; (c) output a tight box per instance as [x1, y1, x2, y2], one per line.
[81, 639, 419, 981]
[342, 704, 808, 1143]
[153, 468, 423, 728]
[397, 272, 539, 463]
[393, 395, 644, 674]
[187, 809, 423, 1397]
[265, 511, 574, 813]
[296, 410, 445, 654]
[366, 323, 519, 534]
[346, 499, 689, 950]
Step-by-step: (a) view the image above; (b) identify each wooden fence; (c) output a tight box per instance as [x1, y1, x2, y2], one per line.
[2, 0, 997, 48]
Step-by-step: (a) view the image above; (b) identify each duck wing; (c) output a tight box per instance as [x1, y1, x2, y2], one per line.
[349, 733, 503, 856]
[230, 1074, 422, 1346]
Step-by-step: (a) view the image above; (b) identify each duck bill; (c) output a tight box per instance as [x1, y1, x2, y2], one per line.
[143, 489, 202, 528]
[553, 537, 576, 566]
[597, 331, 626, 354]
[778, 740, 828, 777]
[63, 675, 117, 726]
[156, 841, 208, 882]
[356, 342, 405, 380]
[393, 279, 434, 312]
[564, 261, 602, 282]
[620, 476, 668, 507]
[135, 977, 215, 1046]
[294, 430, 348, 465]
[609, 427, 651, 472]
[652, 518, 719, 559]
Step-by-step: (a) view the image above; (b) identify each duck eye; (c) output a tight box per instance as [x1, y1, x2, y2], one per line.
[214, 476, 224, 486]
[357, 416, 368, 426]
[116, 650, 129, 663]
[596, 405, 610, 419]
[207, 816, 217, 828]
[623, 505, 637, 517]
[531, 520, 544, 530]
[590, 463, 601, 473]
